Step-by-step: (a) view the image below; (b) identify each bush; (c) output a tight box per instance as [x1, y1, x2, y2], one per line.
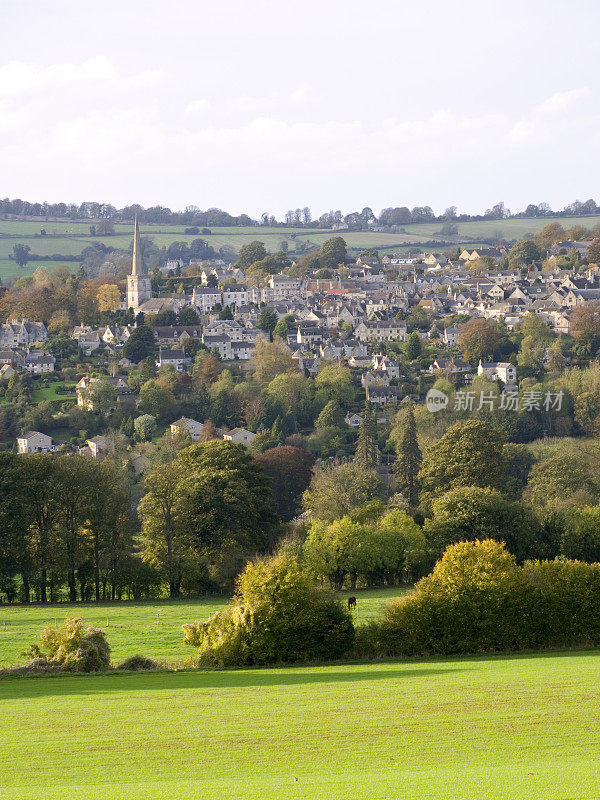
[366, 540, 600, 658]
[24, 617, 111, 673]
[522, 559, 600, 648]
[183, 556, 354, 667]
[116, 655, 160, 671]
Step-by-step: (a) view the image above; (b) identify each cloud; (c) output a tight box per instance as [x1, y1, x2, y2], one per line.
[506, 120, 536, 143]
[0, 56, 117, 97]
[184, 98, 212, 118]
[0, 62, 598, 216]
[536, 87, 590, 115]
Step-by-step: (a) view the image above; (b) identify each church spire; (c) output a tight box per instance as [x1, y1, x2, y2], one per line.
[132, 216, 145, 276]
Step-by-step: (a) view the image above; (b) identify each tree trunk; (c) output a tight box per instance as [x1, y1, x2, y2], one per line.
[20, 569, 30, 603]
[68, 569, 77, 602]
[40, 568, 47, 603]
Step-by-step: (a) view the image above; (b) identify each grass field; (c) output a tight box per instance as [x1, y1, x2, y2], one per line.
[0, 588, 404, 668]
[0, 213, 597, 281]
[1, 649, 599, 799]
[0, 258, 79, 281]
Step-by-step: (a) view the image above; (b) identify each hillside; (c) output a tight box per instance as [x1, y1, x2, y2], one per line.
[1, 214, 598, 281]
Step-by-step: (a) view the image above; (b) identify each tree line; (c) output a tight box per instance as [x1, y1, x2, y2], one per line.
[2, 196, 599, 228]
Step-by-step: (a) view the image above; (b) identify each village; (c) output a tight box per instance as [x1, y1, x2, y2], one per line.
[2, 218, 598, 460]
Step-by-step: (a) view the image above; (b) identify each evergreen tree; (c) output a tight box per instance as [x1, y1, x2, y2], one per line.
[355, 403, 378, 468]
[404, 331, 422, 360]
[393, 402, 422, 506]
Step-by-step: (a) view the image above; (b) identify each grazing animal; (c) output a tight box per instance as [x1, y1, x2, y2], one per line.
[348, 596, 357, 610]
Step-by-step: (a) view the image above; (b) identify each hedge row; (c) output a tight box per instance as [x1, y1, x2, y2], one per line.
[358, 540, 600, 657]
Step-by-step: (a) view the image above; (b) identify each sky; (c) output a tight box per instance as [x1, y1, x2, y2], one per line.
[1, 0, 599, 219]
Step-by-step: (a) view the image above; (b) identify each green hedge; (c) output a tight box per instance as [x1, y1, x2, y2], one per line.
[360, 540, 600, 658]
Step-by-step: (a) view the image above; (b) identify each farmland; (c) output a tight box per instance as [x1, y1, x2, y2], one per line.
[1, 213, 598, 282]
[1, 650, 599, 800]
[0, 588, 406, 668]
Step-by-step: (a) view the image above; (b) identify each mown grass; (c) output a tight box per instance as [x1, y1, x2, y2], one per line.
[0, 588, 405, 668]
[1, 650, 599, 799]
[29, 382, 76, 404]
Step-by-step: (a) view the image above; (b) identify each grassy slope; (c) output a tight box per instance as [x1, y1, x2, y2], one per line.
[0, 213, 597, 281]
[0, 588, 404, 668]
[1, 650, 600, 799]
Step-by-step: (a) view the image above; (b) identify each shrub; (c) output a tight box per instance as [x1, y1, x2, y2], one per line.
[380, 540, 527, 656]
[116, 655, 160, 671]
[370, 541, 600, 658]
[24, 617, 111, 673]
[183, 556, 354, 667]
[522, 559, 600, 648]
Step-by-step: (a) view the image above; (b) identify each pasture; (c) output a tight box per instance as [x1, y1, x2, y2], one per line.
[0, 588, 404, 668]
[1, 650, 599, 799]
[0, 213, 597, 280]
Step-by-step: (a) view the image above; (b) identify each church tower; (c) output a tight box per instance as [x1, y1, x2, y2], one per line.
[127, 217, 152, 310]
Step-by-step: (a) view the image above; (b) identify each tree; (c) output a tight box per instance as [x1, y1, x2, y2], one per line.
[256, 446, 315, 521]
[237, 241, 267, 269]
[97, 283, 121, 313]
[88, 380, 118, 413]
[122, 325, 155, 363]
[458, 318, 501, 363]
[320, 237, 347, 269]
[97, 219, 115, 236]
[355, 403, 378, 468]
[570, 301, 600, 340]
[392, 402, 421, 506]
[304, 509, 427, 588]
[424, 486, 540, 562]
[44, 333, 79, 360]
[176, 440, 280, 556]
[419, 420, 506, 501]
[134, 414, 157, 442]
[139, 380, 174, 418]
[178, 307, 200, 325]
[525, 453, 597, 511]
[257, 308, 278, 339]
[139, 461, 188, 598]
[0, 453, 32, 602]
[561, 506, 600, 563]
[315, 363, 354, 406]
[265, 372, 313, 423]
[404, 331, 422, 360]
[315, 399, 345, 429]
[587, 238, 600, 264]
[47, 310, 73, 334]
[12, 244, 31, 268]
[251, 336, 294, 384]
[534, 222, 566, 250]
[273, 314, 294, 341]
[509, 239, 541, 266]
[84, 461, 132, 601]
[245, 263, 270, 288]
[52, 456, 97, 601]
[302, 462, 383, 522]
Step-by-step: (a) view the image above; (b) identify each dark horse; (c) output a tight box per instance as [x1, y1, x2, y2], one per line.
[347, 596, 357, 610]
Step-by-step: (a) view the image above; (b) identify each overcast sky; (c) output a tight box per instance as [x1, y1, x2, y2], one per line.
[1, 0, 598, 218]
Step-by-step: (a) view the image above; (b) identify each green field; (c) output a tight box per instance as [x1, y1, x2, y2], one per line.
[0, 213, 598, 282]
[1, 650, 599, 799]
[0, 588, 404, 668]
[29, 381, 77, 405]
